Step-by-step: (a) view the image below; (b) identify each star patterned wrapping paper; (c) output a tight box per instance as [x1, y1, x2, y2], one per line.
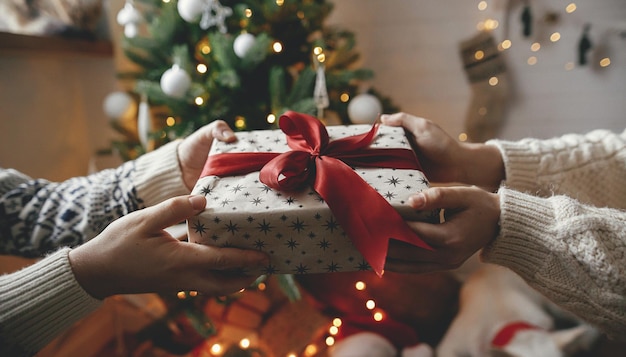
[187, 123, 438, 275]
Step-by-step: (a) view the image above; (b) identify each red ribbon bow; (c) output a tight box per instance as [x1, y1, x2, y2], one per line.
[202, 111, 431, 276]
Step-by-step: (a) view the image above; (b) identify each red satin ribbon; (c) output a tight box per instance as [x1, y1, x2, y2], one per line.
[202, 111, 432, 276]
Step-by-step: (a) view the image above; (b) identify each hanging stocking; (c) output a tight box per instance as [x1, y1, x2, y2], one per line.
[459, 32, 511, 142]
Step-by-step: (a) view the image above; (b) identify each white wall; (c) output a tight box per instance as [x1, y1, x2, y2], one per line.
[327, 0, 626, 141]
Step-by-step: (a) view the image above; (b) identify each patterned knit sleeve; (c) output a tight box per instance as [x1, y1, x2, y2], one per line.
[486, 129, 626, 209]
[0, 140, 188, 258]
[481, 188, 626, 338]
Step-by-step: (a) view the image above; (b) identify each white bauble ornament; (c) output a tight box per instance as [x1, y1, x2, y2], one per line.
[103, 91, 134, 119]
[233, 33, 256, 58]
[177, 0, 205, 23]
[124, 23, 139, 38]
[347, 93, 382, 124]
[117, 3, 142, 25]
[160, 65, 192, 98]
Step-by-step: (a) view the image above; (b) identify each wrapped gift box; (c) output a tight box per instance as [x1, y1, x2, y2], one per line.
[187, 113, 437, 275]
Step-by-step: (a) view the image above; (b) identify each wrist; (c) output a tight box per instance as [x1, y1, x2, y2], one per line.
[461, 143, 505, 190]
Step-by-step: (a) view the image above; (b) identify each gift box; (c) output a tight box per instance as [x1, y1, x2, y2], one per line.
[187, 112, 437, 276]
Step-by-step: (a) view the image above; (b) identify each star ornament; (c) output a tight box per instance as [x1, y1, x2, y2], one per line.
[200, 0, 233, 33]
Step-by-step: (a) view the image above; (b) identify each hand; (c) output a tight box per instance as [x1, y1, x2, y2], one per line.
[385, 186, 500, 274]
[380, 112, 505, 190]
[69, 195, 269, 299]
[178, 120, 237, 190]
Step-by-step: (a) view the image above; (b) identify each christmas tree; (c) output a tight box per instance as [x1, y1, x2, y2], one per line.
[113, 0, 398, 158]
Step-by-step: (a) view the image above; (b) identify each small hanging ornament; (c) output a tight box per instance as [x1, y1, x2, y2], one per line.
[347, 93, 382, 124]
[137, 94, 153, 150]
[116, 0, 142, 38]
[578, 24, 593, 66]
[313, 57, 329, 119]
[520, 1, 532, 38]
[233, 32, 256, 58]
[177, 0, 232, 33]
[160, 64, 192, 98]
[103, 91, 135, 120]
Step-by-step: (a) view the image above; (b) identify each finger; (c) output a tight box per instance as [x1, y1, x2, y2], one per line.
[380, 112, 428, 134]
[210, 120, 236, 143]
[183, 243, 269, 272]
[408, 187, 471, 211]
[138, 195, 206, 231]
[388, 221, 448, 261]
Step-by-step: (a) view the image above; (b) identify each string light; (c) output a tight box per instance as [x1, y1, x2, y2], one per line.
[365, 299, 376, 310]
[276, 0, 284, 6]
[329, 325, 339, 335]
[530, 42, 541, 52]
[273, 41, 283, 53]
[177, 291, 187, 299]
[475, 50, 485, 60]
[195, 97, 204, 105]
[527, 56, 538, 65]
[340, 93, 350, 102]
[500, 39, 512, 50]
[304, 344, 318, 356]
[235, 116, 246, 129]
[488, 76, 499, 86]
[210, 343, 222, 354]
[478, 1, 487, 11]
[458, 132, 468, 142]
[373, 310, 384, 321]
[332, 318, 342, 327]
[239, 338, 251, 349]
[325, 336, 335, 346]
[566, 3, 577, 14]
[267, 113, 277, 124]
[197, 63, 208, 73]
[599, 57, 611, 67]
[550, 32, 561, 42]
[244, 8, 252, 18]
[166, 116, 176, 126]
[355, 281, 366, 290]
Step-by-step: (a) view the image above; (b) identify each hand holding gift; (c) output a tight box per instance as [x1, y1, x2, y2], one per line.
[188, 111, 437, 276]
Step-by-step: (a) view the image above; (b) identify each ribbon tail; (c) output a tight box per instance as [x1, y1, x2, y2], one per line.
[315, 157, 432, 277]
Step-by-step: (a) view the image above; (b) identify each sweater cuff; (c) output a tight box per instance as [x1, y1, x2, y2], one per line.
[0, 248, 102, 355]
[486, 139, 541, 193]
[133, 140, 190, 207]
[481, 188, 556, 279]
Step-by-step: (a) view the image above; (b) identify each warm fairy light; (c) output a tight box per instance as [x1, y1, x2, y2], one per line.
[235, 116, 246, 129]
[550, 32, 561, 42]
[325, 336, 335, 346]
[599, 57, 611, 67]
[458, 133, 468, 142]
[201, 45, 211, 54]
[166, 116, 176, 126]
[527, 56, 538, 65]
[500, 39, 512, 50]
[162, 0, 170, 3]
[267, 113, 276, 124]
[530, 42, 541, 52]
[238, 288, 246, 293]
[240, 338, 251, 349]
[484, 19, 499, 30]
[304, 344, 318, 356]
[197, 63, 208, 73]
[211, 343, 222, 354]
[276, 0, 285, 5]
[189, 291, 198, 297]
[566, 3, 577, 13]
[287, 354, 297, 357]
[273, 41, 283, 53]
[317, 53, 326, 63]
[195, 97, 204, 105]
[488, 76, 498, 86]
[177, 291, 186, 299]
[476, 21, 485, 31]
[297, 11, 305, 19]
[565, 62, 575, 71]
[478, 1, 487, 11]
[355, 281, 366, 290]
[258, 282, 266, 291]
[478, 107, 487, 115]
[340, 93, 350, 102]
[313, 46, 323, 55]
[373, 311, 384, 321]
[366, 299, 376, 310]
[244, 8, 252, 18]
[332, 318, 343, 327]
[329, 326, 339, 335]
[474, 50, 484, 60]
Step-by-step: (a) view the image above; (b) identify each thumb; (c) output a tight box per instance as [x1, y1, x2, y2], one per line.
[408, 187, 468, 211]
[138, 195, 206, 231]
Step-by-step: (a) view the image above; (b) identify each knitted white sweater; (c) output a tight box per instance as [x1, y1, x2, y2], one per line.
[483, 129, 626, 338]
[0, 141, 189, 356]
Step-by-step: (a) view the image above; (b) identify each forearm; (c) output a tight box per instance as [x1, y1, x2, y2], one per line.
[459, 142, 505, 190]
[0, 140, 187, 258]
[0, 248, 102, 356]
[482, 188, 626, 338]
